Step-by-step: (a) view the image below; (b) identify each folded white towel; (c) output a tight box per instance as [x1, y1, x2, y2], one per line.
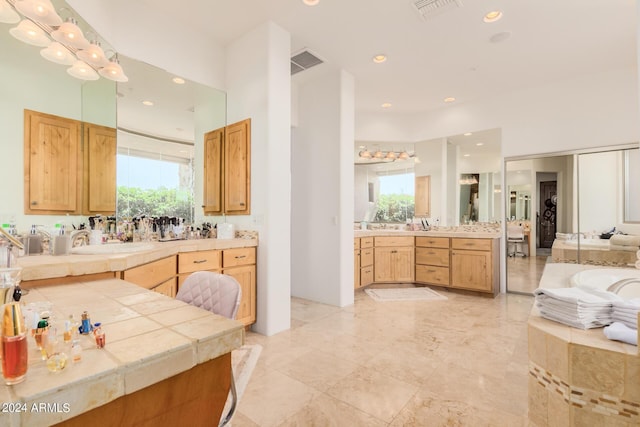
[539, 309, 611, 329]
[610, 234, 640, 247]
[534, 287, 622, 304]
[613, 299, 640, 309]
[604, 322, 638, 346]
[636, 260, 640, 269]
[637, 249, 640, 259]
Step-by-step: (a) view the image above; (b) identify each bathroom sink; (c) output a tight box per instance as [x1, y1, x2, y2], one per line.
[570, 268, 640, 298]
[71, 243, 155, 255]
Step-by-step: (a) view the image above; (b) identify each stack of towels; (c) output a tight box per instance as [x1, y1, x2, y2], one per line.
[609, 234, 640, 255]
[534, 287, 622, 329]
[611, 299, 640, 329]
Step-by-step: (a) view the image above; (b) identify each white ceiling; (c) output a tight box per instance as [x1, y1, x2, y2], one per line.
[142, 0, 636, 116]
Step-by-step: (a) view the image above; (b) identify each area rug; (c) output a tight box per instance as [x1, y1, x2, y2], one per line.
[365, 287, 447, 302]
[222, 343, 262, 424]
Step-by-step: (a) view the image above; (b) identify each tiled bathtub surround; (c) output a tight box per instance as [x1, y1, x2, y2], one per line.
[0, 279, 243, 427]
[528, 263, 640, 426]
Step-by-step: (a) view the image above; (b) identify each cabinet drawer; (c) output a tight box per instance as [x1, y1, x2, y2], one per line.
[416, 265, 450, 286]
[374, 236, 414, 247]
[360, 237, 374, 248]
[178, 250, 222, 273]
[354, 238, 360, 250]
[416, 247, 449, 267]
[451, 238, 492, 251]
[360, 266, 374, 287]
[361, 248, 374, 267]
[123, 256, 177, 289]
[415, 236, 449, 249]
[223, 247, 256, 268]
[152, 277, 177, 298]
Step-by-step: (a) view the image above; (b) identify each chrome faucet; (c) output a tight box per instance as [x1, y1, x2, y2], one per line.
[607, 278, 640, 294]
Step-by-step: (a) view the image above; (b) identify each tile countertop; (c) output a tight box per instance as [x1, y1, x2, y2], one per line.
[17, 238, 258, 282]
[529, 263, 638, 356]
[354, 229, 502, 239]
[0, 278, 244, 427]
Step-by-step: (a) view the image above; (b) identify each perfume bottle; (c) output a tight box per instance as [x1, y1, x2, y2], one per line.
[93, 323, 105, 349]
[79, 311, 92, 335]
[34, 314, 50, 360]
[1, 302, 28, 385]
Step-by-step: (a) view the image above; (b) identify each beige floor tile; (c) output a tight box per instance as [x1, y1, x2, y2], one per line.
[277, 393, 387, 427]
[325, 367, 418, 423]
[238, 370, 319, 427]
[275, 349, 360, 392]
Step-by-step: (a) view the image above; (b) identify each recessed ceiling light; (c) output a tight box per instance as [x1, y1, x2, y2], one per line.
[444, 97, 456, 103]
[142, 100, 154, 106]
[476, 142, 484, 146]
[172, 77, 185, 84]
[464, 132, 472, 136]
[303, 0, 319, 5]
[381, 102, 392, 108]
[358, 145, 365, 149]
[483, 10, 503, 23]
[372, 54, 387, 64]
[463, 154, 470, 157]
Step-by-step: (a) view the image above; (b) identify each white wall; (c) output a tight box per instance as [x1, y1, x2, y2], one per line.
[578, 152, 618, 234]
[225, 22, 292, 336]
[414, 138, 445, 224]
[291, 68, 355, 307]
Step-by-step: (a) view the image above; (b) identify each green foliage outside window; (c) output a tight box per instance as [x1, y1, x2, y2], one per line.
[117, 186, 193, 220]
[374, 194, 414, 223]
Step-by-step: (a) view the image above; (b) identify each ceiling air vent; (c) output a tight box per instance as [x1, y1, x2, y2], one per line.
[412, 0, 463, 21]
[291, 49, 323, 75]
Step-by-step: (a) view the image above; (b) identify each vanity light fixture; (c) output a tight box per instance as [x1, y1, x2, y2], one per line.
[459, 174, 478, 185]
[476, 142, 484, 146]
[302, 0, 319, 5]
[444, 97, 456, 103]
[358, 147, 413, 162]
[483, 10, 503, 23]
[172, 77, 185, 84]
[359, 149, 372, 159]
[398, 151, 410, 160]
[14, 0, 61, 26]
[381, 102, 392, 108]
[98, 55, 128, 82]
[372, 54, 387, 64]
[67, 59, 98, 80]
[385, 151, 397, 160]
[463, 153, 470, 157]
[373, 149, 384, 159]
[0, 0, 19, 23]
[40, 41, 75, 65]
[51, 17, 89, 49]
[9, 18, 49, 46]
[77, 40, 108, 68]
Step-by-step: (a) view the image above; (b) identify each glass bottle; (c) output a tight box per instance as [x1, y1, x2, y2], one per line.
[93, 323, 105, 349]
[1, 302, 28, 385]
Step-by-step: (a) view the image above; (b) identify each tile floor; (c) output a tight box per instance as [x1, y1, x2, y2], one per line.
[507, 254, 548, 294]
[233, 286, 535, 426]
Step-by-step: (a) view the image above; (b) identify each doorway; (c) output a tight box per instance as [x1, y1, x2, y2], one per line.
[538, 178, 557, 250]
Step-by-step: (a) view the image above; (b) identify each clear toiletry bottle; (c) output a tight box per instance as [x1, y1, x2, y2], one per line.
[93, 323, 105, 348]
[1, 302, 28, 385]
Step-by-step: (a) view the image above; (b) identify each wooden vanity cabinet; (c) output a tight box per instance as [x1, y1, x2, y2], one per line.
[450, 238, 499, 295]
[415, 237, 450, 286]
[203, 118, 251, 215]
[83, 123, 116, 214]
[222, 247, 256, 326]
[360, 237, 374, 287]
[177, 249, 222, 288]
[374, 236, 414, 283]
[121, 256, 177, 298]
[354, 238, 360, 289]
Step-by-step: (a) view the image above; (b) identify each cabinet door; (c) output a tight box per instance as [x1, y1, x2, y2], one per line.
[393, 247, 415, 282]
[224, 119, 251, 214]
[374, 247, 394, 282]
[451, 249, 492, 292]
[354, 250, 360, 289]
[153, 278, 177, 298]
[24, 110, 81, 214]
[84, 123, 116, 214]
[203, 127, 224, 214]
[224, 265, 256, 326]
[360, 266, 374, 287]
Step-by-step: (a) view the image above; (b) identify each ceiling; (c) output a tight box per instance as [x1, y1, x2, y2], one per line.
[140, 0, 636, 116]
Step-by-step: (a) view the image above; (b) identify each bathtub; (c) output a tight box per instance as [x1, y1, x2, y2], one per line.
[570, 267, 640, 298]
[562, 238, 610, 249]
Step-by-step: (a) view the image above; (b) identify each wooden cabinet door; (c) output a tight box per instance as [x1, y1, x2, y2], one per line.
[24, 110, 81, 214]
[224, 119, 251, 214]
[203, 127, 224, 214]
[451, 249, 492, 292]
[374, 247, 394, 282]
[153, 278, 177, 298]
[354, 250, 360, 289]
[393, 247, 415, 282]
[84, 123, 116, 214]
[224, 265, 256, 326]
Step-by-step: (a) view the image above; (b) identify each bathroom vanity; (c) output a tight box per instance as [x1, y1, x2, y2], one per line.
[16, 238, 258, 326]
[0, 278, 242, 427]
[354, 228, 501, 296]
[528, 263, 640, 426]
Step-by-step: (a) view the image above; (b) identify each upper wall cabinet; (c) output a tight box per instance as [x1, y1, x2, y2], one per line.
[23, 110, 116, 215]
[203, 118, 251, 215]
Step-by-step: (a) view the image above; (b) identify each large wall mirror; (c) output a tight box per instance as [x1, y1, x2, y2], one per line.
[505, 145, 640, 295]
[354, 128, 501, 227]
[0, 0, 226, 231]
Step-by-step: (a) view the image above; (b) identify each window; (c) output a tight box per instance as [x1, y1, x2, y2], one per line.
[374, 171, 415, 223]
[116, 133, 194, 222]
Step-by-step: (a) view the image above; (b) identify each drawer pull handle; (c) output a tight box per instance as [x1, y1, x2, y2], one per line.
[235, 255, 246, 259]
[427, 269, 436, 273]
[193, 259, 207, 264]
